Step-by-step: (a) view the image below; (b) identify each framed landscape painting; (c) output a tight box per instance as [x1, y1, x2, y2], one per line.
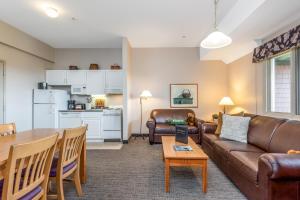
[170, 84, 198, 108]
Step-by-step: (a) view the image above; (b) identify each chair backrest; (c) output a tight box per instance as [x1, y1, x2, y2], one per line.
[2, 134, 58, 200]
[57, 126, 87, 175]
[0, 123, 16, 136]
[150, 109, 195, 124]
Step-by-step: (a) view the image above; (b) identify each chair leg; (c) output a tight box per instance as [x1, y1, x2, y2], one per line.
[74, 168, 83, 196]
[57, 178, 65, 200]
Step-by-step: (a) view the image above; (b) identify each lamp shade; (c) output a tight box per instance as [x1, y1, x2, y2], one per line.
[200, 31, 232, 49]
[140, 90, 152, 98]
[219, 97, 234, 106]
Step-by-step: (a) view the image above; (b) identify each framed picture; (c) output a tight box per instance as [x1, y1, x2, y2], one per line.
[170, 84, 198, 108]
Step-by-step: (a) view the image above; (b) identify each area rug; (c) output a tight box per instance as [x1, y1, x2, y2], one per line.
[64, 138, 246, 200]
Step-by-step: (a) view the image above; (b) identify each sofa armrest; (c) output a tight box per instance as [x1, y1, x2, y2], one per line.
[258, 153, 300, 180]
[146, 118, 156, 129]
[202, 122, 217, 134]
[195, 118, 205, 129]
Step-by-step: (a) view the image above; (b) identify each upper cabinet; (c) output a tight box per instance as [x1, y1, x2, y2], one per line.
[45, 70, 123, 94]
[66, 70, 86, 85]
[86, 70, 105, 95]
[105, 70, 124, 94]
[46, 70, 67, 85]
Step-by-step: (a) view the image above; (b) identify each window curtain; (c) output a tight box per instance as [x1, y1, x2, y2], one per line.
[252, 25, 300, 63]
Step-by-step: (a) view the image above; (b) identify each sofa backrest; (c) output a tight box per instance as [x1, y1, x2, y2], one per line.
[269, 120, 300, 153]
[247, 115, 287, 151]
[150, 109, 195, 124]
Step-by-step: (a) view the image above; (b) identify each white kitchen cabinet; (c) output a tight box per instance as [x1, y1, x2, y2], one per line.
[59, 112, 82, 129]
[46, 70, 67, 85]
[105, 70, 124, 94]
[67, 70, 86, 85]
[59, 111, 103, 141]
[86, 70, 105, 94]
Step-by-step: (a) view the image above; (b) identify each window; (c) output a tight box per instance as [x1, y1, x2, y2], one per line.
[267, 51, 294, 113]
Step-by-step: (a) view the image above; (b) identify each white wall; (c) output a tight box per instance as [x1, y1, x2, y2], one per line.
[53, 48, 122, 70]
[0, 20, 54, 62]
[130, 48, 229, 133]
[0, 44, 53, 131]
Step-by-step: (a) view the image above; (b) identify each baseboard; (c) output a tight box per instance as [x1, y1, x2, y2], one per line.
[104, 139, 122, 142]
[122, 140, 128, 144]
[131, 133, 149, 137]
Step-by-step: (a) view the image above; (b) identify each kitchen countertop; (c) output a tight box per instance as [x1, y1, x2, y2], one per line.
[59, 109, 104, 112]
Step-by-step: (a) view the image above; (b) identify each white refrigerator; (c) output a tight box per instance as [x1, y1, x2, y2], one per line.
[33, 89, 69, 128]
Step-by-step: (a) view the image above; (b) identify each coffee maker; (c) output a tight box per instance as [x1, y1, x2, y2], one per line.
[68, 100, 76, 110]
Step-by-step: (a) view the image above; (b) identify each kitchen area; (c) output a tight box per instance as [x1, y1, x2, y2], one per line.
[32, 48, 126, 146]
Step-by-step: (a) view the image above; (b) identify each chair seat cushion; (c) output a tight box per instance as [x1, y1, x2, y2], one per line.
[155, 124, 176, 134]
[50, 157, 77, 177]
[155, 124, 198, 134]
[0, 180, 42, 200]
[228, 151, 264, 183]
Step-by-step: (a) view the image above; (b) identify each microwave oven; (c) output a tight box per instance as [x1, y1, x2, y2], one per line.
[71, 85, 87, 95]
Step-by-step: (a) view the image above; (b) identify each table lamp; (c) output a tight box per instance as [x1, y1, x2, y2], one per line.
[138, 90, 152, 139]
[219, 96, 234, 114]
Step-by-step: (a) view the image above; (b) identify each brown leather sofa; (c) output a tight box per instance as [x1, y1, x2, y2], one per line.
[146, 109, 203, 144]
[201, 114, 300, 200]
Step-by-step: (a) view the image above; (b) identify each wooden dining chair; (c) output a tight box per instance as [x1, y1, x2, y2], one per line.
[0, 123, 16, 136]
[48, 126, 87, 200]
[0, 133, 58, 200]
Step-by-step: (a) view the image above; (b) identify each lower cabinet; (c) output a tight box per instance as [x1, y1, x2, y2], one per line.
[59, 112, 103, 141]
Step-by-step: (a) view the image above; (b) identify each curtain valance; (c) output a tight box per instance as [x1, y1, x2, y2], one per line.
[252, 25, 300, 63]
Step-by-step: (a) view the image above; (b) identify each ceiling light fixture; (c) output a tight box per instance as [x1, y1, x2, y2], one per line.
[200, 0, 232, 49]
[45, 7, 59, 18]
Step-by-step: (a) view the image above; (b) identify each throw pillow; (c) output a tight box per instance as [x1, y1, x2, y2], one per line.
[220, 114, 250, 143]
[215, 111, 245, 135]
[287, 150, 300, 154]
[166, 119, 187, 125]
[186, 113, 195, 126]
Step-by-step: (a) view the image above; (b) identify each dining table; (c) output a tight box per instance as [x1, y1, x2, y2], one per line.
[0, 128, 87, 184]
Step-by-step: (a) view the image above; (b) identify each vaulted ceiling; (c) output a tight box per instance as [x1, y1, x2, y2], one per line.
[0, 0, 300, 63]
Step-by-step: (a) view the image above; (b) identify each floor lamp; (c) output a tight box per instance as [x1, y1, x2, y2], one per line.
[138, 90, 152, 140]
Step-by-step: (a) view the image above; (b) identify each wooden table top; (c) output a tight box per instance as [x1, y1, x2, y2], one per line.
[0, 128, 64, 166]
[162, 136, 208, 160]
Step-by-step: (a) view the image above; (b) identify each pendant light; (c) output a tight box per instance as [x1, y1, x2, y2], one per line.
[200, 0, 232, 49]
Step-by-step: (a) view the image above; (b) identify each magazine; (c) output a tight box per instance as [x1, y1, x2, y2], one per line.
[173, 145, 193, 151]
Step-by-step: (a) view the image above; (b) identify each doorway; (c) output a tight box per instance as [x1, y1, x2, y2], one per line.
[0, 61, 5, 123]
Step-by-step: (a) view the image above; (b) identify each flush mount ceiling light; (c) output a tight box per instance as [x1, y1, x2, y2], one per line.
[200, 0, 232, 49]
[45, 7, 59, 18]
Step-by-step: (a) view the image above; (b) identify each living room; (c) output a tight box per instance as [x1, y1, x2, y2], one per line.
[0, 0, 299, 200]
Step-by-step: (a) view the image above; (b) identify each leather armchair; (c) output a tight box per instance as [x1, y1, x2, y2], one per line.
[146, 109, 203, 144]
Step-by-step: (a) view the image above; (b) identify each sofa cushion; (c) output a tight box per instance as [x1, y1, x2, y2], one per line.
[214, 140, 265, 153]
[155, 124, 176, 134]
[220, 115, 250, 143]
[269, 120, 300, 153]
[247, 116, 287, 151]
[229, 151, 264, 183]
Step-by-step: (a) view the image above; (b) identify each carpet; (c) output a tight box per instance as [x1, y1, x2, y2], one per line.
[64, 138, 246, 200]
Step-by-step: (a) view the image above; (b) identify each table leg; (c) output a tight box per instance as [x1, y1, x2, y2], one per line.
[80, 138, 87, 183]
[165, 159, 170, 192]
[202, 161, 207, 193]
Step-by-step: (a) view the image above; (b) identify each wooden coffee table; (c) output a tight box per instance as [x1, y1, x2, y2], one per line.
[161, 136, 208, 193]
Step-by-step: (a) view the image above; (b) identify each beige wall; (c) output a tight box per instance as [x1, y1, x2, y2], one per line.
[130, 48, 229, 133]
[0, 20, 54, 62]
[53, 48, 122, 70]
[0, 44, 53, 131]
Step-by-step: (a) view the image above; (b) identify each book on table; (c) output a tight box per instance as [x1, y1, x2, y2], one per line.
[173, 145, 193, 151]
